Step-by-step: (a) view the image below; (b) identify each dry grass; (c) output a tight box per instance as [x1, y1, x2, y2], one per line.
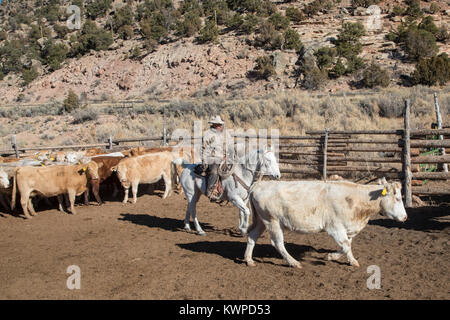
[0, 87, 448, 151]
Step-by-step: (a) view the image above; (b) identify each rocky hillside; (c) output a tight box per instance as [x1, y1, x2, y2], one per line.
[0, 0, 448, 105]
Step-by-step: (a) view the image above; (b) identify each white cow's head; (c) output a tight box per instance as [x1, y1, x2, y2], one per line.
[260, 146, 281, 180]
[0, 170, 9, 189]
[378, 178, 407, 222]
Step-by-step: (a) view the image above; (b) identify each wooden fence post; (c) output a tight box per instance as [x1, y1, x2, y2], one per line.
[11, 135, 19, 158]
[403, 100, 412, 208]
[434, 92, 448, 172]
[323, 128, 329, 181]
[108, 136, 113, 150]
[163, 110, 167, 146]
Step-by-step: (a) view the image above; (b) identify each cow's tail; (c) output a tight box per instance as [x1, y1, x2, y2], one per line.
[11, 168, 17, 211]
[170, 159, 179, 189]
[246, 191, 258, 234]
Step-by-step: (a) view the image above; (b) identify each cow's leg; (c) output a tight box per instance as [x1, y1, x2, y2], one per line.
[229, 196, 251, 235]
[131, 181, 139, 204]
[91, 181, 103, 205]
[328, 228, 359, 267]
[64, 194, 70, 208]
[83, 189, 89, 206]
[268, 220, 301, 268]
[57, 195, 65, 213]
[122, 185, 129, 204]
[0, 194, 9, 211]
[28, 198, 37, 216]
[244, 217, 266, 267]
[161, 172, 171, 199]
[20, 192, 32, 219]
[68, 190, 77, 215]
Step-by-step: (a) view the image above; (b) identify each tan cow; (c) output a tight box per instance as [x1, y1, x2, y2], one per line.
[112, 150, 185, 203]
[11, 162, 99, 219]
[244, 178, 407, 268]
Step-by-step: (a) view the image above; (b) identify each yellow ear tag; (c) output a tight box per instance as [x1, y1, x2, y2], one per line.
[83, 167, 87, 172]
[50, 158, 55, 161]
[41, 163, 45, 167]
[381, 188, 387, 196]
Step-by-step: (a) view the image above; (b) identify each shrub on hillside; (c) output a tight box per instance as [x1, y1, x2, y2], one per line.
[86, 0, 112, 19]
[268, 13, 290, 31]
[405, 0, 423, 19]
[41, 40, 68, 71]
[314, 47, 337, 71]
[203, 0, 230, 25]
[71, 108, 99, 124]
[240, 14, 259, 34]
[254, 21, 283, 50]
[113, 5, 134, 32]
[360, 63, 390, 88]
[197, 20, 219, 43]
[0, 40, 25, 75]
[411, 53, 450, 86]
[303, 0, 334, 17]
[63, 90, 80, 113]
[405, 28, 438, 61]
[21, 67, 39, 87]
[248, 55, 276, 80]
[350, 0, 379, 8]
[71, 20, 113, 56]
[176, 11, 202, 37]
[118, 25, 134, 40]
[283, 28, 303, 51]
[285, 7, 305, 23]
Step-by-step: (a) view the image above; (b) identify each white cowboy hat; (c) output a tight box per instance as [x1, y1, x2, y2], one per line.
[208, 115, 224, 125]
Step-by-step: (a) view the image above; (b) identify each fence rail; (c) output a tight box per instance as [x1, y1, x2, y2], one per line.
[1, 96, 448, 205]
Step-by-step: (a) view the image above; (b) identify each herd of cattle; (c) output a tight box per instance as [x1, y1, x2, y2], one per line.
[0, 146, 192, 219]
[0, 145, 410, 268]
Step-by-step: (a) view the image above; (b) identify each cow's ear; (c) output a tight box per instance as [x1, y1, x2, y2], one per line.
[378, 177, 388, 185]
[111, 166, 117, 172]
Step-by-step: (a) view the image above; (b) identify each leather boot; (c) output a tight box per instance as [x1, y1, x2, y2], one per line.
[206, 164, 219, 198]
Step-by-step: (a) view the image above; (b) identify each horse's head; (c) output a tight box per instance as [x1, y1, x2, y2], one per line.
[258, 146, 281, 179]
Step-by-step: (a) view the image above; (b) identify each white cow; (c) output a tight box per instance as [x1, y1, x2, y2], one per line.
[0, 169, 9, 189]
[244, 178, 407, 268]
[0, 169, 11, 211]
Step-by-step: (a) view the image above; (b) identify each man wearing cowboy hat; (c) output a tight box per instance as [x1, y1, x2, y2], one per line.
[201, 115, 233, 199]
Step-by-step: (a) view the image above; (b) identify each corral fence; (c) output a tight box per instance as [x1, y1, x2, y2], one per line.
[1, 99, 448, 207]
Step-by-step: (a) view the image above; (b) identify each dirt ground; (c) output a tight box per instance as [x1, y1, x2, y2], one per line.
[0, 187, 449, 300]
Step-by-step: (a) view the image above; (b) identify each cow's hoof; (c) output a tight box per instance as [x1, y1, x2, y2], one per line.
[350, 260, 360, 268]
[290, 262, 302, 269]
[197, 231, 206, 236]
[246, 260, 256, 267]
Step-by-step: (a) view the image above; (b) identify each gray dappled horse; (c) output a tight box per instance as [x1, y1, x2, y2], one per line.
[175, 147, 281, 236]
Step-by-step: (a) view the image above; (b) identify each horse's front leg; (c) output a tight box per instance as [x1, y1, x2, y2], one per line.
[229, 195, 250, 235]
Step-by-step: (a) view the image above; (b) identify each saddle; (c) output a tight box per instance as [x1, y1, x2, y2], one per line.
[194, 161, 235, 203]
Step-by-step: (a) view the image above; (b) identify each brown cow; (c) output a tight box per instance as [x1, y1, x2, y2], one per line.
[11, 162, 99, 219]
[88, 156, 124, 204]
[111, 150, 183, 203]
